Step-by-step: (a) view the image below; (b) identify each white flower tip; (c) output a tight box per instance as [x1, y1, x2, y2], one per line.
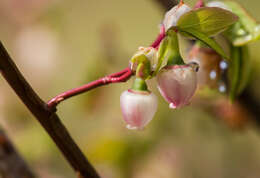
[169, 103, 177, 109]
[126, 124, 144, 130]
[163, 3, 191, 31]
[207, 1, 229, 10]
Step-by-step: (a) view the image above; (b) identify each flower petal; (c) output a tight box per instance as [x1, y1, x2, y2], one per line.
[157, 65, 197, 108]
[120, 90, 158, 130]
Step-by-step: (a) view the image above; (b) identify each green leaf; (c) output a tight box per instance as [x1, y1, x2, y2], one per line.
[177, 7, 238, 37]
[228, 45, 251, 101]
[222, 0, 260, 46]
[177, 27, 229, 59]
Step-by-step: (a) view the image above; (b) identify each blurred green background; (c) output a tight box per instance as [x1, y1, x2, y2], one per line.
[1, 0, 260, 177]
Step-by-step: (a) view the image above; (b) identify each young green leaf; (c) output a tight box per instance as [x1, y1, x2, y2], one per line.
[177, 7, 238, 37]
[222, 0, 260, 46]
[177, 27, 229, 59]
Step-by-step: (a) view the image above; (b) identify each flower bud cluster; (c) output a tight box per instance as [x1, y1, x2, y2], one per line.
[120, 1, 199, 130]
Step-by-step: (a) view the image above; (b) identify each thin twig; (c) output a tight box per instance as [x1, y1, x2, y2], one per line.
[0, 128, 35, 178]
[47, 67, 132, 109]
[108, 67, 130, 77]
[151, 25, 166, 49]
[0, 41, 100, 178]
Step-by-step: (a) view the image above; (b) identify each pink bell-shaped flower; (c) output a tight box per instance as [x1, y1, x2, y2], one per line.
[120, 89, 158, 130]
[157, 64, 197, 109]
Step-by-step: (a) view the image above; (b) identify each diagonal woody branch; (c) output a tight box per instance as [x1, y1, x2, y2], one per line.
[0, 128, 35, 178]
[0, 41, 100, 178]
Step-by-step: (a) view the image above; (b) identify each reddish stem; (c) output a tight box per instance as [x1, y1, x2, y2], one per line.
[108, 67, 130, 77]
[47, 67, 132, 108]
[151, 25, 166, 49]
[194, 0, 204, 9]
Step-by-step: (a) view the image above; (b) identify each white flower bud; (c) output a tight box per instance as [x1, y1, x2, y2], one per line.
[157, 65, 197, 109]
[163, 3, 191, 31]
[207, 1, 230, 11]
[120, 90, 158, 130]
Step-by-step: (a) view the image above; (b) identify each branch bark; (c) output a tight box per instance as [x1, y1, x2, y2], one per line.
[0, 128, 35, 178]
[153, 0, 178, 11]
[238, 87, 260, 124]
[0, 41, 100, 178]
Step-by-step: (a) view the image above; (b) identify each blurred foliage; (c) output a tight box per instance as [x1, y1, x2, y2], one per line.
[1, 0, 260, 178]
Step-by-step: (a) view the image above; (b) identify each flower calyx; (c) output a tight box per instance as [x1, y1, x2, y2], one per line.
[130, 47, 158, 80]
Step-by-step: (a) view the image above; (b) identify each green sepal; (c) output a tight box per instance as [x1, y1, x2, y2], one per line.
[166, 29, 185, 66]
[136, 62, 151, 80]
[131, 77, 148, 91]
[130, 53, 151, 80]
[153, 29, 185, 76]
[130, 53, 148, 69]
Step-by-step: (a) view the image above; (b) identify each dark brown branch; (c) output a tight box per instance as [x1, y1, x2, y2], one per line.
[238, 87, 260, 124]
[0, 128, 35, 178]
[0, 41, 100, 178]
[153, 0, 178, 11]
